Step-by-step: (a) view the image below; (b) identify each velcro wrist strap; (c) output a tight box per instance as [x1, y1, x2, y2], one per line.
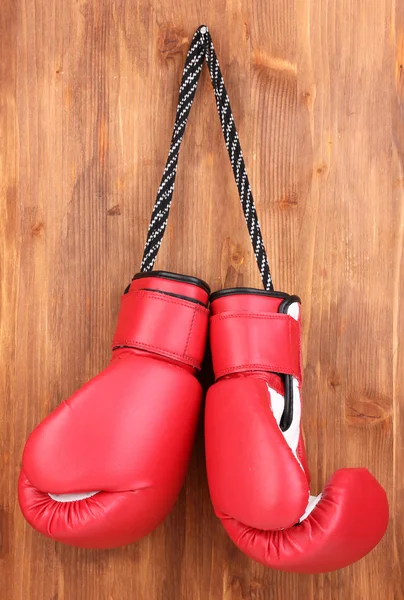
[112, 289, 209, 369]
[210, 312, 302, 380]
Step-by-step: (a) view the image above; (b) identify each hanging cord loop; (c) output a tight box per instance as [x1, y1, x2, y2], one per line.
[140, 25, 273, 292]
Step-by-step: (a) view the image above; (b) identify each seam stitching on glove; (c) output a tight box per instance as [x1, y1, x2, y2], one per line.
[126, 289, 209, 314]
[215, 363, 302, 379]
[211, 312, 297, 322]
[111, 339, 201, 367]
[184, 306, 197, 357]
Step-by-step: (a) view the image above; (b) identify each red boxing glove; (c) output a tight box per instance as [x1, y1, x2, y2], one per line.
[19, 271, 209, 549]
[205, 288, 389, 573]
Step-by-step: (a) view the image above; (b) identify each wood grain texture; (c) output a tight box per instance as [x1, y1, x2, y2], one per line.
[0, 0, 401, 598]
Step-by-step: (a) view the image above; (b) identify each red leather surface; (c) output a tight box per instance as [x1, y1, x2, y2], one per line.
[205, 290, 389, 572]
[210, 312, 301, 380]
[219, 469, 389, 574]
[113, 289, 209, 369]
[205, 377, 309, 530]
[210, 294, 283, 315]
[19, 274, 208, 548]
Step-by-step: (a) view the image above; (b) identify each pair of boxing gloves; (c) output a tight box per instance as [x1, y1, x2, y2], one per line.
[19, 270, 389, 574]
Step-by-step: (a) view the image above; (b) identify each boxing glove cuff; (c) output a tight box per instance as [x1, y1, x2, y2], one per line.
[210, 311, 302, 380]
[113, 274, 209, 370]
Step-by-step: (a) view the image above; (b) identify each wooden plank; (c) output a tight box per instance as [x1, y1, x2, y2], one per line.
[0, 1, 18, 598]
[0, 0, 400, 598]
[296, 1, 395, 599]
[393, 0, 404, 598]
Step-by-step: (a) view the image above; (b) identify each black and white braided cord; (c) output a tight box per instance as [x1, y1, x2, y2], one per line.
[140, 25, 273, 291]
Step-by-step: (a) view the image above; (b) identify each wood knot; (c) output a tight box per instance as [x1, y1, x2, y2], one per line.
[279, 192, 298, 210]
[31, 221, 44, 236]
[345, 395, 391, 430]
[328, 375, 340, 389]
[301, 90, 312, 106]
[316, 163, 328, 175]
[231, 250, 244, 266]
[107, 204, 121, 216]
[221, 238, 245, 289]
[157, 25, 187, 57]
[301, 87, 316, 108]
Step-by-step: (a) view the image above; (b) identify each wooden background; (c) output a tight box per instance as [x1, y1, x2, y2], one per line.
[0, 0, 402, 598]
